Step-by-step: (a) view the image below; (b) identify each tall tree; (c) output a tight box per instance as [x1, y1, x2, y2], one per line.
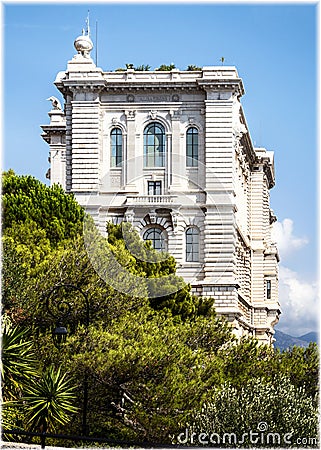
[2, 170, 84, 245]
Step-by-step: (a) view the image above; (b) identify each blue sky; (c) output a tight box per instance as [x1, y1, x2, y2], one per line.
[3, 2, 318, 335]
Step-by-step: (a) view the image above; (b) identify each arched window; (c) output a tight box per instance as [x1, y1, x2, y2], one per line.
[111, 128, 122, 167]
[186, 127, 198, 167]
[144, 123, 165, 167]
[143, 227, 166, 251]
[186, 227, 199, 262]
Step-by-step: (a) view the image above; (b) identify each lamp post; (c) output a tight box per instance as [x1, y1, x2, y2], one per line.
[45, 284, 90, 436]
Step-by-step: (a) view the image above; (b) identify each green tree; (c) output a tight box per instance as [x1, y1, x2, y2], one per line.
[185, 375, 318, 448]
[2, 170, 84, 246]
[106, 222, 214, 319]
[61, 306, 231, 441]
[277, 343, 319, 399]
[220, 337, 274, 387]
[3, 172, 318, 445]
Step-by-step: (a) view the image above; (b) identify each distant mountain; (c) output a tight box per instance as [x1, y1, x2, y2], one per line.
[274, 329, 318, 351]
[299, 331, 318, 344]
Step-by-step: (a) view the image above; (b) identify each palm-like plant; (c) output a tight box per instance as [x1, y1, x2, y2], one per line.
[23, 365, 78, 433]
[1, 319, 38, 401]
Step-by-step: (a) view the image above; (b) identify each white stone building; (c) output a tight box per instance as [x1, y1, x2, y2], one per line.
[42, 30, 280, 344]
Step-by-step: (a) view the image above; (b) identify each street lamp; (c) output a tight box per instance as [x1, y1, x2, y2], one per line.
[45, 284, 90, 436]
[52, 324, 68, 348]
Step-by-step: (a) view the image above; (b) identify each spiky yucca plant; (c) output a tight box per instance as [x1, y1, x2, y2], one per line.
[1, 320, 38, 401]
[24, 366, 78, 433]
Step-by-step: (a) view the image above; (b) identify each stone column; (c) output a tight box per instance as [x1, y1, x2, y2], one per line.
[124, 110, 138, 192]
[70, 90, 101, 192]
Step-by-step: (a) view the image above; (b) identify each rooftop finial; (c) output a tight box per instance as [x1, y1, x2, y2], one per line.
[74, 13, 94, 58]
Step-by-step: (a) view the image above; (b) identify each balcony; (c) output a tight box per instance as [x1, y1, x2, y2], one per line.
[126, 195, 177, 207]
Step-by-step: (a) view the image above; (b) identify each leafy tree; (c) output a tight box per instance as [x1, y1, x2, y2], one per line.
[2, 172, 319, 445]
[220, 337, 274, 387]
[185, 375, 318, 448]
[2, 170, 84, 246]
[61, 307, 231, 441]
[106, 222, 214, 319]
[277, 343, 319, 399]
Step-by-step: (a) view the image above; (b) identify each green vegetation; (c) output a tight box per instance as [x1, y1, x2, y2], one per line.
[113, 64, 202, 72]
[2, 171, 319, 447]
[155, 64, 176, 71]
[23, 366, 78, 433]
[187, 375, 318, 447]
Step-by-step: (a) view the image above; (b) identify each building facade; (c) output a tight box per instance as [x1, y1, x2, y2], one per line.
[42, 31, 280, 344]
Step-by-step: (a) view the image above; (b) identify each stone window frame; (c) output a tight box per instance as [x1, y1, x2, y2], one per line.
[266, 279, 272, 300]
[186, 126, 199, 167]
[110, 127, 123, 168]
[143, 225, 167, 252]
[185, 226, 200, 262]
[143, 122, 166, 168]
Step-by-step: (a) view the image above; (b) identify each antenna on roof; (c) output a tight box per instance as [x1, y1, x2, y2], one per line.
[86, 10, 90, 37]
[95, 20, 98, 66]
[220, 57, 225, 65]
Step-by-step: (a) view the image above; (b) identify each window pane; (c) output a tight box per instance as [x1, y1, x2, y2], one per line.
[111, 128, 122, 167]
[186, 127, 198, 167]
[143, 228, 165, 251]
[148, 181, 162, 195]
[185, 227, 199, 262]
[144, 123, 165, 167]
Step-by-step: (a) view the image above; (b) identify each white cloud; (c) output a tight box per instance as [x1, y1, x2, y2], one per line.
[272, 218, 308, 259]
[277, 265, 319, 336]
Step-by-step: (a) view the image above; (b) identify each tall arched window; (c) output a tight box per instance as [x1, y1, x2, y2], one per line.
[186, 127, 198, 167]
[186, 227, 199, 262]
[143, 227, 166, 251]
[144, 123, 165, 167]
[111, 128, 122, 167]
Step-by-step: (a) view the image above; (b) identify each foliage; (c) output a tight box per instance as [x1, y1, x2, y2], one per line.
[185, 375, 319, 447]
[61, 307, 231, 441]
[187, 65, 202, 71]
[2, 170, 84, 246]
[220, 337, 274, 386]
[277, 343, 319, 399]
[2, 172, 319, 444]
[156, 64, 176, 71]
[134, 64, 151, 71]
[106, 222, 213, 319]
[115, 64, 150, 71]
[23, 366, 78, 433]
[1, 318, 38, 401]
[1, 318, 77, 435]
[114, 64, 206, 72]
